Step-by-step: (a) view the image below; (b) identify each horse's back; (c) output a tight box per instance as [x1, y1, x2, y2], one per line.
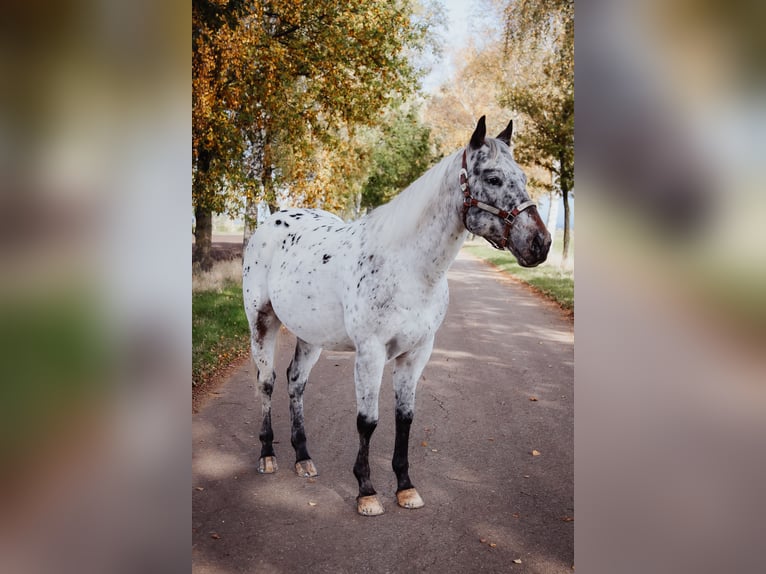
[244, 208, 343, 269]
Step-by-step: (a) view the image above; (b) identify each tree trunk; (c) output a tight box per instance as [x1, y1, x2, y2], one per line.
[546, 175, 559, 247]
[262, 140, 279, 215]
[193, 205, 214, 272]
[561, 187, 571, 269]
[242, 195, 258, 251]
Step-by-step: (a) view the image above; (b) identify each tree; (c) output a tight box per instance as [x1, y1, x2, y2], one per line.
[361, 104, 437, 211]
[193, 0, 432, 270]
[424, 41, 512, 158]
[501, 0, 574, 265]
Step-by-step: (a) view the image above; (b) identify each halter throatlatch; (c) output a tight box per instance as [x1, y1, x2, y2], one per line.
[460, 149, 537, 250]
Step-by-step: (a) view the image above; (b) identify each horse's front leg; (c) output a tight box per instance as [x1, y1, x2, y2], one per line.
[392, 339, 434, 509]
[353, 342, 386, 516]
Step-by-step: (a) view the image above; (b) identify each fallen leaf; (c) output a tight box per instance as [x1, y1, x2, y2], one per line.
[195, 487, 204, 491]
[489, 543, 497, 548]
[480, 538, 487, 544]
[512, 512, 520, 518]
[529, 396, 538, 401]
[487, 437, 495, 441]
[421, 441, 428, 447]
[523, 475, 530, 478]
[513, 558, 522, 564]
[561, 515, 574, 522]
[531, 449, 541, 456]
[211, 533, 220, 540]
[308, 501, 317, 507]
[431, 449, 438, 452]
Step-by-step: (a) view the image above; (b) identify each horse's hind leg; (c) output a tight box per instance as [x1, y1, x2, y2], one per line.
[248, 302, 281, 473]
[287, 338, 322, 477]
[391, 338, 434, 509]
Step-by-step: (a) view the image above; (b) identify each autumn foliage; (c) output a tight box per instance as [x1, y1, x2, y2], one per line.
[192, 0, 430, 269]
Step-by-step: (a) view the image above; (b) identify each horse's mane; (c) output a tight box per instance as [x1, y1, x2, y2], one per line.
[364, 149, 462, 242]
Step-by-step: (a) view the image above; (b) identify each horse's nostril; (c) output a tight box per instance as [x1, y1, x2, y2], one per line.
[531, 232, 549, 258]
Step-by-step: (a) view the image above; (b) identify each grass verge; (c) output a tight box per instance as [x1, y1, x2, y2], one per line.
[463, 242, 574, 313]
[192, 281, 250, 394]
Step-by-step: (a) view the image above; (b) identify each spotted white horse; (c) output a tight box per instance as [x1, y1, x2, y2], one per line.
[243, 116, 551, 515]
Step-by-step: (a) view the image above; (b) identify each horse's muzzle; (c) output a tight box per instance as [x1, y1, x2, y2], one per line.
[515, 230, 551, 267]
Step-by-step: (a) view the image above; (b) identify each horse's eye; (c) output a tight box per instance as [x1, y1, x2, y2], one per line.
[485, 176, 502, 186]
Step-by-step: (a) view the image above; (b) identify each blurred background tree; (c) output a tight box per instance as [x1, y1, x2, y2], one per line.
[500, 0, 574, 265]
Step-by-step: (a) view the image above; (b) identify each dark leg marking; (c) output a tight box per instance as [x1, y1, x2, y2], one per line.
[392, 409, 415, 492]
[353, 413, 378, 497]
[258, 371, 276, 458]
[255, 301, 274, 340]
[287, 362, 310, 463]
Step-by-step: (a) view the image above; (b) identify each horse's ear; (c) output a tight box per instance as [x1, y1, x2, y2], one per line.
[496, 119, 513, 145]
[469, 116, 487, 149]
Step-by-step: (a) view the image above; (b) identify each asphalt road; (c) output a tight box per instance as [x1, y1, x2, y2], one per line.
[192, 250, 574, 573]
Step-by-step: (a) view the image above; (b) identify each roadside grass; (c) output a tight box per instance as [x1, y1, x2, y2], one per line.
[463, 237, 574, 312]
[192, 258, 242, 292]
[192, 263, 250, 391]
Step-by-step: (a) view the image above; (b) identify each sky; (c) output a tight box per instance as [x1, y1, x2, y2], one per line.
[421, 0, 475, 94]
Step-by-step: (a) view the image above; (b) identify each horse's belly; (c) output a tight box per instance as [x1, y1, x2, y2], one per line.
[269, 270, 352, 350]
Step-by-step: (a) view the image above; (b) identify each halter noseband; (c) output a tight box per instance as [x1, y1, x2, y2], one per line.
[459, 149, 537, 250]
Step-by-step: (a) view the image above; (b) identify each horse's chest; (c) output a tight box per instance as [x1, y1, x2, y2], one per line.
[347, 273, 449, 347]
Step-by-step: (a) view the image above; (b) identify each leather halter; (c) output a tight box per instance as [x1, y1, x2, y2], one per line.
[459, 149, 537, 250]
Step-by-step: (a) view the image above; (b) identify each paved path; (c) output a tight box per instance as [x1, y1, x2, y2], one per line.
[193, 250, 574, 573]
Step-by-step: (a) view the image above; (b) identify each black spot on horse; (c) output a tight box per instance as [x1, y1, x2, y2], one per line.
[255, 302, 274, 340]
[275, 219, 282, 225]
[323, 254, 332, 264]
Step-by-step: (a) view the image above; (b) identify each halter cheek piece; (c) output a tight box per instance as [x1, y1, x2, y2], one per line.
[459, 149, 537, 250]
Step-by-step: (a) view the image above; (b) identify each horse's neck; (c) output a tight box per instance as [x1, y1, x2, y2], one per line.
[368, 153, 468, 282]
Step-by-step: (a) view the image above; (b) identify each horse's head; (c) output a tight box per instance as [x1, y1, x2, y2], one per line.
[461, 116, 551, 268]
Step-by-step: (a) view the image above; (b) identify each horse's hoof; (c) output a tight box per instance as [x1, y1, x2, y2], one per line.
[294, 459, 318, 478]
[357, 495, 385, 516]
[396, 488, 424, 509]
[258, 456, 278, 474]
